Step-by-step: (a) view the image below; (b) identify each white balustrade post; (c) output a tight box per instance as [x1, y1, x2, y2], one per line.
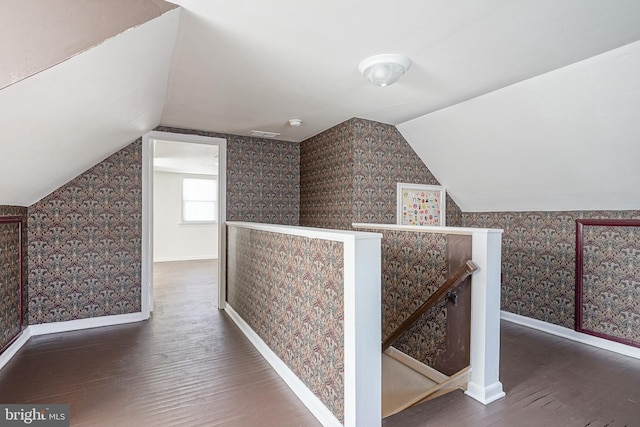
[465, 229, 506, 404]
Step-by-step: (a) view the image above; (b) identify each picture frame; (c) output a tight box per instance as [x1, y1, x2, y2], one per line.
[396, 183, 446, 226]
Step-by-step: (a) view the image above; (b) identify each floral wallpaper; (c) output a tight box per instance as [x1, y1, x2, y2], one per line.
[581, 223, 640, 346]
[227, 226, 345, 422]
[457, 210, 640, 329]
[27, 141, 142, 324]
[155, 127, 299, 225]
[0, 206, 27, 350]
[299, 121, 353, 229]
[364, 227, 449, 367]
[23, 126, 299, 325]
[300, 118, 458, 229]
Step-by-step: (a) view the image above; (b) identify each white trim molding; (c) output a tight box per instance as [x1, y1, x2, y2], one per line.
[353, 223, 506, 406]
[226, 222, 382, 426]
[224, 304, 342, 427]
[501, 311, 640, 360]
[0, 330, 32, 371]
[1, 312, 146, 371]
[142, 130, 227, 311]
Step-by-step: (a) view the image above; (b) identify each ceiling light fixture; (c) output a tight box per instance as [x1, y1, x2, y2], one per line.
[358, 54, 412, 87]
[288, 118, 303, 127]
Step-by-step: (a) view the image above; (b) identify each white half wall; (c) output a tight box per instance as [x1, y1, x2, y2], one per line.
[153, 171, 218, 262]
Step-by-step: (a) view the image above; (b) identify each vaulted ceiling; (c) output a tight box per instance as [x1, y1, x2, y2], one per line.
[2, 0, 640, 211]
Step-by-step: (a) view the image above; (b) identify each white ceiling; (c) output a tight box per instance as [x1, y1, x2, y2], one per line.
[162, 0, 640, 143]
[398, 39, 640, 211]
[154, 140, 219, 175]
[0, 0, 176, 89]
[2, 0, 640, 211]
[0, 9, 180, 206]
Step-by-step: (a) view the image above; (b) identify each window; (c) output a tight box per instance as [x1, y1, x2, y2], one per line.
[182, 177, 217, 223]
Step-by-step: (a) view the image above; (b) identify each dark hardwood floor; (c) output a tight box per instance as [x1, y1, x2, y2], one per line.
[0, 260, 320, 426]
[1, 259, 639, 426]
[384, 321, 640, 427]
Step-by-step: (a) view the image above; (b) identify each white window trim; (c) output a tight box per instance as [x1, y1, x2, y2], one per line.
[181, 176, 218, 224]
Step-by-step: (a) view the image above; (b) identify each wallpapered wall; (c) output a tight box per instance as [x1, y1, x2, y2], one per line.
[15, 117, 638, 354]
[28, 142, 143, 324]
[21, 126, 299, 326]
[0, 206, 27, 349]
[366, 227, 449, 366]
[299, 118, 461, 229]
[156, 127, 300, 225]
[580, 223, 640, 346]
[227, 226, 345, 422]
[456, 211, 640, 329]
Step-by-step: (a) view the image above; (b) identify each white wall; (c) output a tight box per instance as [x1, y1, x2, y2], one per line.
[153, 171, 218, 262]
[0, 10, 180, 206]
[398, 38, 640, 212]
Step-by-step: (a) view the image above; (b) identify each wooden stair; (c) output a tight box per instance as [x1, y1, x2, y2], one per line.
[382, 347, 470, 418]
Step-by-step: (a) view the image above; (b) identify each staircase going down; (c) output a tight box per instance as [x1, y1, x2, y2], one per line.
[382, 347, 470, 418]
[381, 261, 478, 418]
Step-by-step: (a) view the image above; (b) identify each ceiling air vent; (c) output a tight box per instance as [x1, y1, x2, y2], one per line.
[249, 130, 280, 138]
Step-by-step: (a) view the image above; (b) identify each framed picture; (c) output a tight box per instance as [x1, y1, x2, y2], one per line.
[396, 183, 445, 226]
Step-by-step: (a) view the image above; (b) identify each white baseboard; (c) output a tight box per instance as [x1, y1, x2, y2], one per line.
[465, 381, 506, 405]
[501, 310, 640, 360]
[0, 330, 32, 371]
[224, 304, 341, 427]
[0, 312, 147, 371]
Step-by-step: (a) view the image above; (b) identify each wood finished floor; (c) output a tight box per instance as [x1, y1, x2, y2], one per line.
[384, 321, 640, 427]
[1, 260, 639, 426]
[0, 260, 320, 427]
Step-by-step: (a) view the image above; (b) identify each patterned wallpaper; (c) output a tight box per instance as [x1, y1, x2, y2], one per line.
[300, 118, 457, 229]
[362, 227, 449, 367]
[458, 210, 640, 329]
[0, 206, 27, 350]
[155, 127, 300, 225]
[28, 142, 142, 324]
[581, 223, 640, 346]
[22, 126, 299, 326]
[227, 226, 345, 422]
[299, 121, 353, 229]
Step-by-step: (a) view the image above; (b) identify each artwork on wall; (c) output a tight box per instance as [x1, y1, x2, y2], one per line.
[575, 219, 640, 349]
[396, 183, 446, 226]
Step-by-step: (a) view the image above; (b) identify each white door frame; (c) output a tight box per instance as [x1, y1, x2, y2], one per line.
[141, 130, 227, 318]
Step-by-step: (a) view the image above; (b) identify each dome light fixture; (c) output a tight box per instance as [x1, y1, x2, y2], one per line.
[358, 54, 412, 87]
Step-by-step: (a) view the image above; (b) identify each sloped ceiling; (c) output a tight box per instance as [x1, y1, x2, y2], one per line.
[160, 0, 640, 211]
[0, 0, 177, 89]
[398, 40, 640, 211]
[0, 9, 180, 206]
[2, 1, 640, 211]
[162, 0, 640, 144]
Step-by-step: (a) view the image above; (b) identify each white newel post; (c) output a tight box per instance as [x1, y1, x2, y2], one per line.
[466, 229, 506, 404]
[343, 233, 382, 427]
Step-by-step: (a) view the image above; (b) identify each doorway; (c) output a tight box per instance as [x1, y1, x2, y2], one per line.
[141, 131, 227, 317]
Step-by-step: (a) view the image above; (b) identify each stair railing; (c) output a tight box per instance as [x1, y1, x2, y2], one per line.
[382, 260, 478, 352]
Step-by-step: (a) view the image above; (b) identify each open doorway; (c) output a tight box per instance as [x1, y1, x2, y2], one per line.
[141, 131, 227, 317]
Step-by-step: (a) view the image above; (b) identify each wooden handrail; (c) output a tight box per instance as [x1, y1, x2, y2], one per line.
[382, 260, 478, 352]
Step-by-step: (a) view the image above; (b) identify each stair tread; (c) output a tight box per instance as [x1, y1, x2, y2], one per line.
[382, 353, 439, 418]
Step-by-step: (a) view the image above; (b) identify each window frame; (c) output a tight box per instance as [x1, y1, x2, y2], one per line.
[181, 176, 218, 224]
